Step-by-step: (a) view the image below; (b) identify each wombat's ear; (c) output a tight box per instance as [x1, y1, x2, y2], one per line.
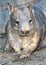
[7, 3, 18, 14]
[27, 0, 37, 10]
[7, 3, 15, 14]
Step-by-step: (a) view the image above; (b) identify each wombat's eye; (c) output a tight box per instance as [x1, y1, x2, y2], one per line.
[29, 20, 32, 22]
[15, 21, 19, 25]
[29, 20, 32, 24]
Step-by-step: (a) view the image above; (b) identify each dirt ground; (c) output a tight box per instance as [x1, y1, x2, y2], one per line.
[0, 37, 46, 65]
[0, 48, 46, 65]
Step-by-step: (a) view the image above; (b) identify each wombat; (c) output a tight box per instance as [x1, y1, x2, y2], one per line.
[5, 3, 46, 59]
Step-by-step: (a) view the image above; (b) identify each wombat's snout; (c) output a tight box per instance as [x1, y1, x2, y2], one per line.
[20, 48, 23, 51]
[20, 22, 30, 35]
[21, 30, 30, 35]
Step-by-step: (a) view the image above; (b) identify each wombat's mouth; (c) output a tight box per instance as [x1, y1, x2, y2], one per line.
[20, 34, 30, 37]
[20, 33, 34, 38]
[19, 30, 35, 37]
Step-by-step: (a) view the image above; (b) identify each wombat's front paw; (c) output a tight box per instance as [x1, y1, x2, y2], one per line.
[16, 51, 22, 55]
[19, 53, 30, 59]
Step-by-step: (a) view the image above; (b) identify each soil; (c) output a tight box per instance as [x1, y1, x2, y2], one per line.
[0, 37, 46, 65]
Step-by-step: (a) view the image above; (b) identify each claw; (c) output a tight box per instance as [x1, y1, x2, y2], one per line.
[19, 53, 30, 59]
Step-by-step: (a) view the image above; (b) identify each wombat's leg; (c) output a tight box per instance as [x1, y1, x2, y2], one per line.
[9, 41, 22, 54]
[8, 32, 22, 54]
[5, 41, 11, 52]
[37, 36, 46, 50]
[20, 32, 40, 59]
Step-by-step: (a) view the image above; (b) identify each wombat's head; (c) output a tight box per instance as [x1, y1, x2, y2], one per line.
[8, 3, 35, 37]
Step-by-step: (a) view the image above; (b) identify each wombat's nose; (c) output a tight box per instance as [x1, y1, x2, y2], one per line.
[20, 48, 23, 51]
[21, 30, 30, 34]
